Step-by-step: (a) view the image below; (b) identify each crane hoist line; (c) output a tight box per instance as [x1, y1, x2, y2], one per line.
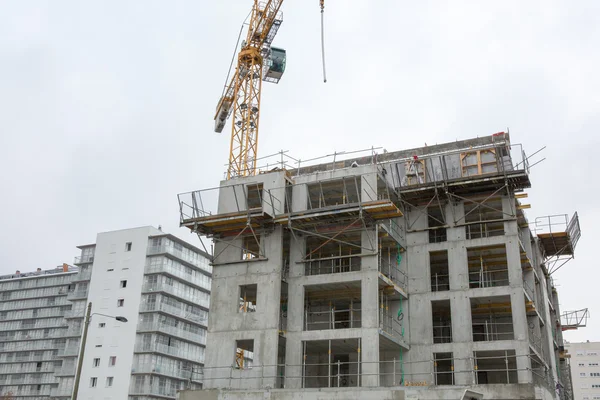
[213, 0, 326, 180]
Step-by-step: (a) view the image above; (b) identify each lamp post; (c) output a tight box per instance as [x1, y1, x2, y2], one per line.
[72, 302, 128, 400]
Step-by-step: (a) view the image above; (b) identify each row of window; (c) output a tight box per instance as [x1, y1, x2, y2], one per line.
[90, 376, 113, 388]
[576, 351, 599, 356]
[581, 372, 600, 377]
[92, 356, 117, 367]
[580, 363, 600, 367]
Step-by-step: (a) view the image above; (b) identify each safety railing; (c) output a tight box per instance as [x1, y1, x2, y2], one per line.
[433, 323, 453, 343]
[465, 222, 505, 240]
[379, 310, 405, 341]
[178, 183, 282, 224]
[523, 279, 535, 300]
[430, 273, 450, 292]
[379, 256, 407, 291]
[305, 256, 361, 276]
[468, 269, 509, 288]
[529, 331, 544, 356]
[195, 353, 542, 389]
[472, 321, 514, 341]
[304, 306, 362, 331]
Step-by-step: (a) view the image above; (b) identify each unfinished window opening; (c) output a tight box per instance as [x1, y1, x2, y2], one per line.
[246, 183, 263, 210]
[306, 177, 361, 210]
[241, 235, 261, 260]
[305, 234, 361, 276]
[432, 300, 452, 343]
[304, 283, 361, 331]
[474, 350, 517, 384]
[239, 284, 257, 313]
[467, 245, 509, 288]
[434, 353, 454, 385]
[303, 339, 360, 388]
[430, 250, 449, 292]
[428, 207, 446, 243]
[234, 339, 254, 369]
[464, 197, 504, 239]
[461, 149, 498, 177]
[471, 296, 514, 342]
[404, 158, 426, 186]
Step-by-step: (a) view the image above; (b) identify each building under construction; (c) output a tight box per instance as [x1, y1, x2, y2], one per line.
[176, 132, 585, 400]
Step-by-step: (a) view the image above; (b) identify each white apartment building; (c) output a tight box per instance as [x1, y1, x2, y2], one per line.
[566, 341, 600, 400]
[0, 265, 79, 399]
[51, 226, 212, 400]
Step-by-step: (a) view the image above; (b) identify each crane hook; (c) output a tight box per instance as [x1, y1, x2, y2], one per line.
[320, 0, 327, 83]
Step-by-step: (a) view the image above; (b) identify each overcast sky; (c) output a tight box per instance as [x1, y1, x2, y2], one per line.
[0, 1, 598, 342]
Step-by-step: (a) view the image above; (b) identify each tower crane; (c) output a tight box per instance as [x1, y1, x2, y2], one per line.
[214, 0, 287, 180]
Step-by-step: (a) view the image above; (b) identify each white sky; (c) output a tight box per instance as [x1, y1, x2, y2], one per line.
[0, 1, 598, 341]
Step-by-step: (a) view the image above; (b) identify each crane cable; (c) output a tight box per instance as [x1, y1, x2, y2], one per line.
[320, 0, 327, 83]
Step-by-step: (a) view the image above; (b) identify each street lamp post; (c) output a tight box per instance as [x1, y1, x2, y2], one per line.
[72, 302, 128, 400]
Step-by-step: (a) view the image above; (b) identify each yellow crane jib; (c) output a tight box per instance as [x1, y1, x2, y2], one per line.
[214, 0, 287, 180]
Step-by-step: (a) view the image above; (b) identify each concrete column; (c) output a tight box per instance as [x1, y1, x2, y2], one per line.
[448, 242, 468, 291]
[511, 290, 529, 343]
[360, 329, 380, 386]
[446, 200, 465, 241]
[505, 239, 523, 288]
[451, 293, 472, 343]
[284, 333, 303, 389]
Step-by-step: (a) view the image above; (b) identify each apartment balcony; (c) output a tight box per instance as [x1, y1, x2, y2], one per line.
[136, 322, 206, 345]
[67, 289, 88, 301]
[50, 387, 73, 398]
[147, 244, 208, 272]
[134, 343, 197, 361]
[138, 303, 207, 325]
[54, 363, 76, 376]
[141, 283, 209, 309]
[144, 263, 211, 292]
[129, 381, 180, 398]
[63, 309, 84, 319]
[73, 254, 95, 265]
[131, 362, 202, 382]
[71, 268, 92, 282]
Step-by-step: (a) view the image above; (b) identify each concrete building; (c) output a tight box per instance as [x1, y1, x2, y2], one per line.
[177, 133, 583, 400]
[565, 341, 600, 400]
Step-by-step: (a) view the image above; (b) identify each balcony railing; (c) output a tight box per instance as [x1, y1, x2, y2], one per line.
[67, 289, 88, 300]
[134, 343, 201, 361]
[73, 254, 94, 264]
[304, 306, 361, 331]
[138, 302, 207, 325]
[131, 362, 202, 382]
[141, 283, 209, 309]
[147, 245, 210, 272]
[72, 268, 92, 281]
[136, 322, 206, 345]
[144, 264, 211, 292]
[472, 321, 514, 341]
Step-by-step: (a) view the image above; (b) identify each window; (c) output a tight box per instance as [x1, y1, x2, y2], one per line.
[581, 363, 587, 367]
[120, 280, 127, 288]
[106, 376, 113, 387]
[239, 284, 257, 312]
[95, 344, 102, 348]
[109, 356, 116, 367]
[234, 339, 254, 369]
[589, 351, 599, 356]
[125, 242, 132, 252]
[117, 299, 124, 307]
[592, 373, 600, 377]
[90, 377, 98, 387]
[99, 323, 106, 328]
[93, 358, 100, 367]
[107, 268, 114, 272]
[581, 373, 587, 377]
[592, 385, 600, 389]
